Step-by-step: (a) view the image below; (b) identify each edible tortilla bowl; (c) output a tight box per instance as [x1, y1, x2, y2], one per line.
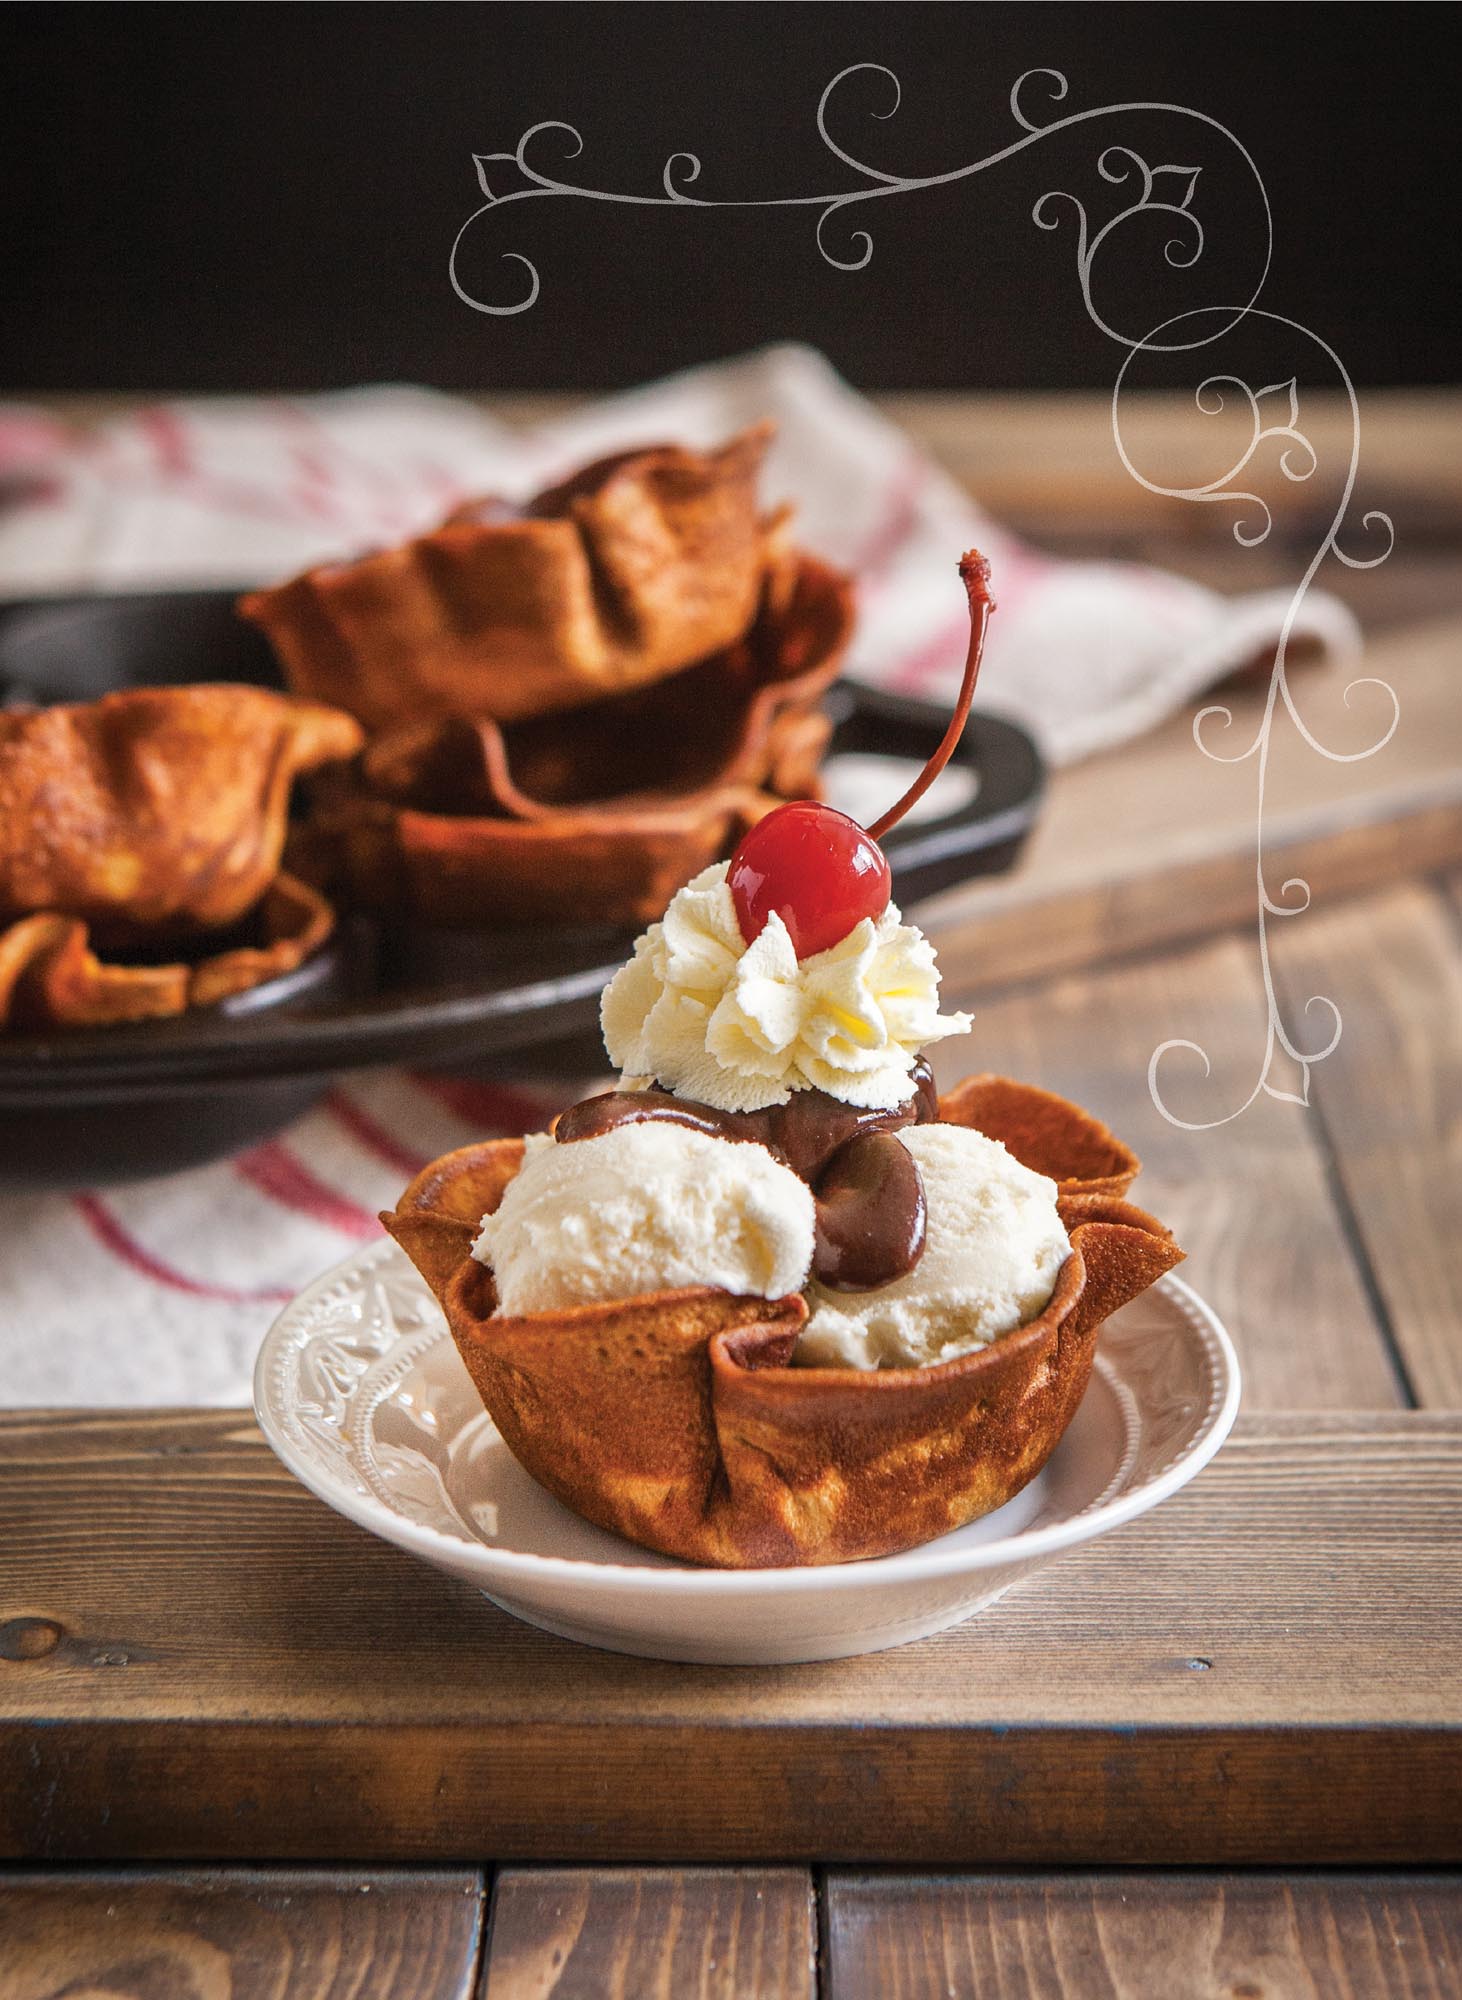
[383, 1077, 1183, 1568]
[0, 872, 337, 1028]
[320, 551, 854, 929]
[0, 684, 362, 946]
[240, 426, 779, 732]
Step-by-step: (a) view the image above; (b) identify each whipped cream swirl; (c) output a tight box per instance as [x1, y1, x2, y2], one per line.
[601, 862, 972, 1114]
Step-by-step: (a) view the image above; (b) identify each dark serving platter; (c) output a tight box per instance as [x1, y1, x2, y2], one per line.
[0, 589, 1044, 1188]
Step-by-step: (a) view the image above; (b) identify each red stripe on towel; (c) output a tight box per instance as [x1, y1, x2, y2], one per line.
[409, 1071, 557, 1135]
[73, 1194, 296, 1304]
[852, 452, 927, 579]
[322, 1088, 433, 1179]
[235, 1141, 381, 1240]
[139, 404, 195, 478]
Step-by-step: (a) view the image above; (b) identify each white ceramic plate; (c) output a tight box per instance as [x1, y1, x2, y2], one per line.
[255, 1240, 1240, 1664]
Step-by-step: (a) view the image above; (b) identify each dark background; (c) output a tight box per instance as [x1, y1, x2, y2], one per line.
[2, 2, 1452, 394]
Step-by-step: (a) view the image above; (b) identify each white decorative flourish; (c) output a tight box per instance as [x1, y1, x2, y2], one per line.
[451, 67, 1393, 1129]
[1113, 312, 1397, 1126]
[451, 65, 1271, 332]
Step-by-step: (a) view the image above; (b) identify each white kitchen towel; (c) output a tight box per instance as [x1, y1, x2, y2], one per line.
[0, 1069, 572, 1407]
[0, 345, 1358, 1405]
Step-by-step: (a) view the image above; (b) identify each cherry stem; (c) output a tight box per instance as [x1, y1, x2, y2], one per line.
[867, 550, 995, 843]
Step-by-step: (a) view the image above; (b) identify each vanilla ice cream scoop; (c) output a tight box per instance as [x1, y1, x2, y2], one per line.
[473, 1122, 816, 1315]
[795, 1123, 1069, 1369]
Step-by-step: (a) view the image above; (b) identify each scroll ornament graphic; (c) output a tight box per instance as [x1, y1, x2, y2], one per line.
[451, 65, 1396, 1131]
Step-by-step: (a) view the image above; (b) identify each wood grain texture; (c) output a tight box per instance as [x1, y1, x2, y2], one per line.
[1269, 883, 1462, 1410]
[878, 390, 1462, 539]
[0, 1868, 484, 2000]
[2, 1410, 1459, 1865]
[480, 1869, 814, 1999]
[821, 1873, 1462, 2000]
[933, 930, 1402, 1409]
[920, 614, 1462, 996]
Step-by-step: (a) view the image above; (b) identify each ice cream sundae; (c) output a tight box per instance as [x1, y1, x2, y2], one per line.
[386, 553, 1184, 1565]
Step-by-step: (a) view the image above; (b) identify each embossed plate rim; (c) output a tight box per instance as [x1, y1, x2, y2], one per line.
[255, 1238, 1240, 1591]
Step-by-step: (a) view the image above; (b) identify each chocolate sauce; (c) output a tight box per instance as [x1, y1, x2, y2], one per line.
[814, 1130, 927, 1292]
[554, 1057, 938, 1291]
[556, 1086, 762, 1152]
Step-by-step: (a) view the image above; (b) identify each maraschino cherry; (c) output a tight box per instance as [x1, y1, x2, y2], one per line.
[729, 801, 890, 960]
[728, 550, 995, 958]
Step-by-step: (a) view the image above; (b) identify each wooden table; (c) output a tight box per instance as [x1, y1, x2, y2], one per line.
[3, 392, 1461, 1996]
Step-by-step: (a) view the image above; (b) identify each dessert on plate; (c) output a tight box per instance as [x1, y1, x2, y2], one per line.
[385, 555, 1184, 1567]
[0, 684, 362, 1027]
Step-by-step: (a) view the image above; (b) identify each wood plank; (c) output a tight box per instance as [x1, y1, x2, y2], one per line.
[480, 1869, 814, 1999]
[821, 1873, 1462, 2000]
[0, 1868, 484, 2000]
[878, 389, 1462, 541]
[921, 612, 1462, 994]
[932, 930, 1402, 1408]
[2, 1410, 1459, 1866]
[1269, 882, 1462, 1410]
